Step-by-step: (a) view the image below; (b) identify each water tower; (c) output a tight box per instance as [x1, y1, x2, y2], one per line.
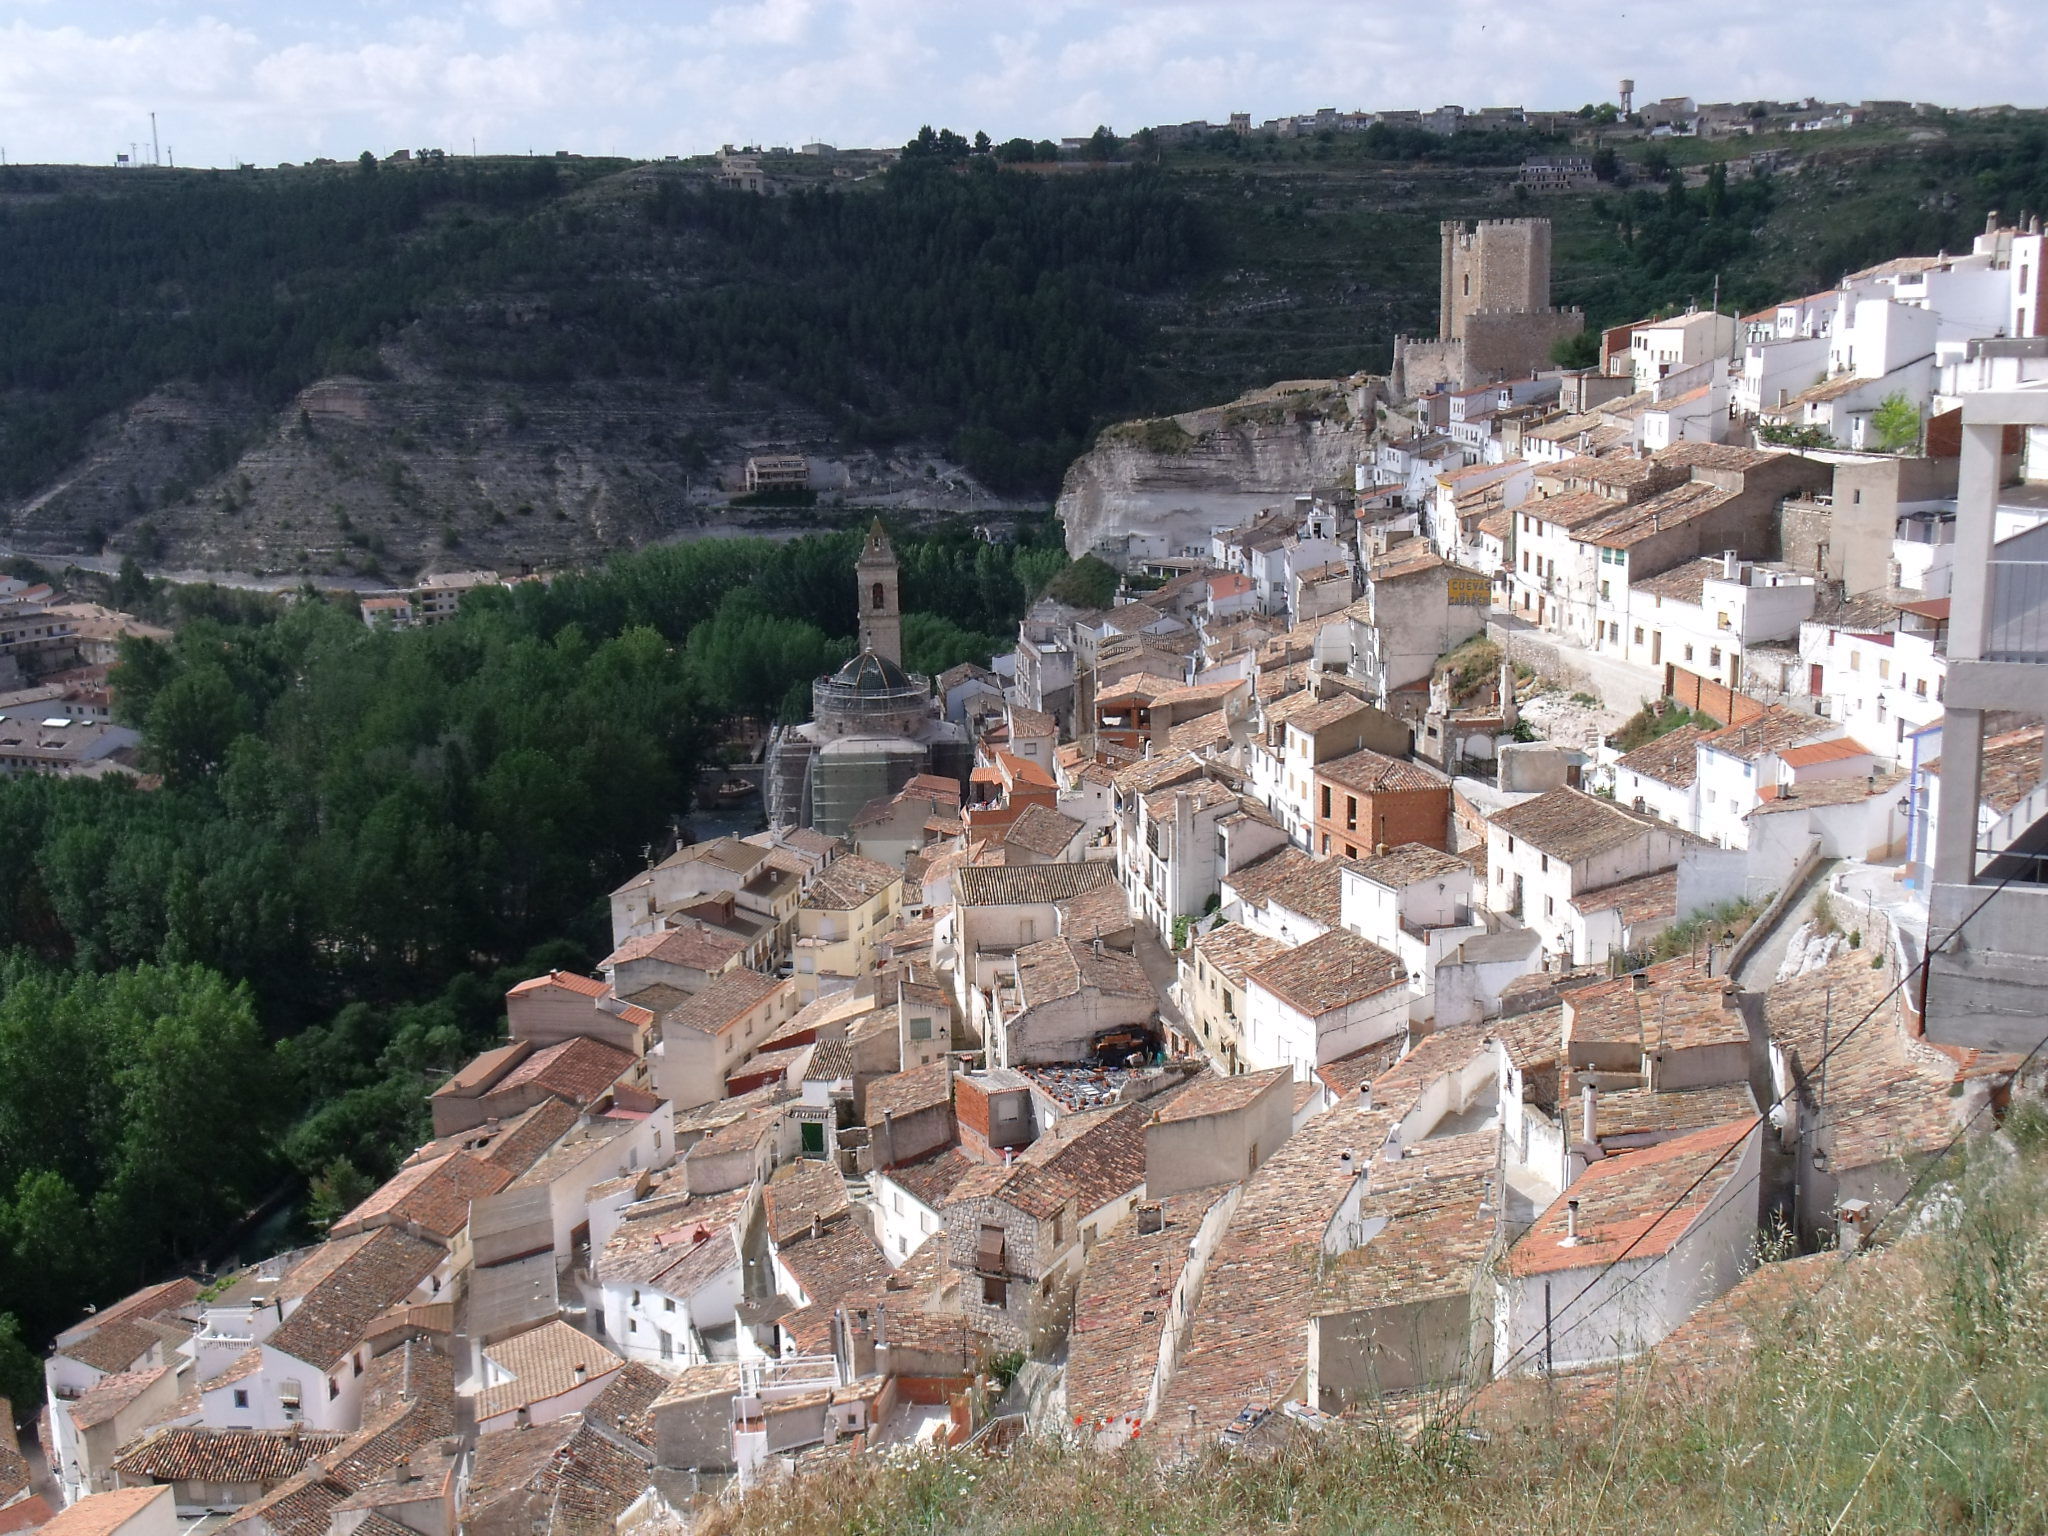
[1618, 79, 1635, 116]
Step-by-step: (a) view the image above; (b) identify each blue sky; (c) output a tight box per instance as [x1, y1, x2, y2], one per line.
[1, 1, 2044, 170]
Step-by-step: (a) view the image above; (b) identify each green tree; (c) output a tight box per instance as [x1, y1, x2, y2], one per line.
[1872, 391, 1923, 453]
[1550, 330, 1601, 369]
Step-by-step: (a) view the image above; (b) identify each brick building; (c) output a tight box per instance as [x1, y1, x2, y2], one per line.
[1310, 747, 1453, 859]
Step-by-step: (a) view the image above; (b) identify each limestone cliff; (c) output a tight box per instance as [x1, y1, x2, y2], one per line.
[1057, 377, 1381, 560]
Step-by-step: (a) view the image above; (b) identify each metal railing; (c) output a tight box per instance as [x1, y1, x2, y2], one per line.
[1985, 560, 2048, 661]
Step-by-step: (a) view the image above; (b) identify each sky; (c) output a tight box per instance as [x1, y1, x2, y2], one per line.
[1, 0, 2045, 171]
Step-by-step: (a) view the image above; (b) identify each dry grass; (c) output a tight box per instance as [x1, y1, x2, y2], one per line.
[700, 1127, 2048, 1536]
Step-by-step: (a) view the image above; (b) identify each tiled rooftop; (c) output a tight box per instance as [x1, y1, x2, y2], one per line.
[1569, 868, 1678, 927]
[804, 855, 900, 911]
[1701, 704, 1834, 763]
[1352, 842, 1470, 888]
[1316, 746, 1448, 796]
[1614, 723, 1710, 788]
[267, 1228, 444, 1371]
[493, 1035, 636, 1105]
[956, 861, 1115, 908]
[1014, 937, 1152, 1007]
[1188, 921, 1291, 986]
[1489, 787, 1660, 863]
[1226, 846, 1363, 929]
[1150, 1066, 1290, 1124]
[864, 1059, 954, 1128]
[475, 1320, 624, 1420]
[335, 1150, 511, 1243]
[1505, 1118, 1757, 1277]
[659, 968, 787, 1037]
[1245, 929, 1406, 1016]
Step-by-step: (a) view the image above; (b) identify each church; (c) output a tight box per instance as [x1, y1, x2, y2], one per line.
[763, 521, 972, 837]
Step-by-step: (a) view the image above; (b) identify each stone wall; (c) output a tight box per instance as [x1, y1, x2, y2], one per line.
[1442, 219, 1552, 341]
[1462, 307, 1585, 382]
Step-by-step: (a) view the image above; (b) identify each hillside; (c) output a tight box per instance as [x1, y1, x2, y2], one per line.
[698, 1124, 2048, 1536]
[5, 113, 2048, 576]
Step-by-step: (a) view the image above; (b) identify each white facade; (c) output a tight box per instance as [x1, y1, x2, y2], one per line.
[1800, 622, 1945, 762]
[1238, 975, 1408, 1081]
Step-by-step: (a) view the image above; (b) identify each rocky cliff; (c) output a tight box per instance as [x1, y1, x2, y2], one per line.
[1057, 378, 1381, 560]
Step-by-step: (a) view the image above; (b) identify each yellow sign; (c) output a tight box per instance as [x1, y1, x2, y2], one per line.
[1446, 575, 1492, 606]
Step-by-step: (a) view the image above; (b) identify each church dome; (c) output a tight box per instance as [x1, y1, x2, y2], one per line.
[831, 650, 914, 693]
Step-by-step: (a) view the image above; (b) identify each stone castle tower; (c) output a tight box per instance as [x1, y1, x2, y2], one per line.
[856, 518, 902, 665]
[1440, 218, 1552, 341]
[1390, 217, 1583, 400]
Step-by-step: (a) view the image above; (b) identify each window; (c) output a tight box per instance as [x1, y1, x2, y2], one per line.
[1020, 917, 1036, 942]
[871, 582, 885, 610]
[1345, 795, 1358, 831]
[1684, 645, 1694, 661]
[1878, 658, 1890, 681]
[909, 1015, 933, 1041]
[1710, 648, 1722, 668]
[665, 1297, 676, 1312]
[1539, 853, 1549, 873]
[659, 1330, 674, 1360]
[1320, 833, 1331, 854]
[233, 1389, 250, 1410]
[1600, 580, 1611, 602]
[1716, 611, 1731, 630]
[1320, 785, 1332, 818]
[983, 1275, 1008, 1307]
[1916, 678, 1927, 697]
[1544, 896, 1554, 916]
[1633, 626, 1645, 645]
[1506, 836, 1515, 854]
[353, 1355, 363, 1377]
[1849, 652, 1861, 673]
[628, 1318, 638, 1333]
[328, 1377, 340, 1401]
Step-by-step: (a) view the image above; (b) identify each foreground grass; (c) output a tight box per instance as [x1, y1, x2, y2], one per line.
[703, 1127, 2048, 1536]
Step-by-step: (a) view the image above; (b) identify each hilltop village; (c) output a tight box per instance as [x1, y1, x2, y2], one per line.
[11, 196, 2048, 1536]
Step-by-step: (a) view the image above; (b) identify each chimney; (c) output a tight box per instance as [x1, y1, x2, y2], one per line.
[1136, 1202, 1164, 1235]
[1987, 210, 2001, 237]
[1582, 1082, 1598, 1143]
[394, 1454, 414, 1483]
[1722, 549, 1739, 581]
[573, 1363, 588, 1384]
[810, 1215, 824, 1242]
[1562, 1198, 1582, 1246]
[1358, 1082, 1372, 1111]
[1837, 1198, 1873, 1253]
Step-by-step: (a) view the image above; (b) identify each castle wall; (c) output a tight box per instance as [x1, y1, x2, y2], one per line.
[1442, 219, 1552, 342]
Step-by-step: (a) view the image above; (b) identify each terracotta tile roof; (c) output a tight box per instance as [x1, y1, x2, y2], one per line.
[601, 926, 743, 971]
[1752, 769, 1905, 814]
[1486, 1005, 1564, 1072]
[37, 1488, 172, 1536]
[1630, 556, 1721, 606]
[475, 1321, 624, 1420]
[1584, 1081, 1758, 1140]
[1066, 1188, 1233, 1426]
[1056, 879, 1133, 942]
[773, 1217, 891, 1318]
[594, 1187, 748, 1293]
[76, 1278, 199, 1334]
[1506, 1118, 1758, 1277]
[1569, 868, 1678, 926]
[864, 1060, 953, 1128]
[494, 1036, 636, 1105]
[266, 1228, 444, 1370]
[508, 970, 608, 1000]
[1150, 1066, 1290, 1124]
[1614, 723, 1710, 788]
[198, 1347, 263, 1392]
[1142, 774, 1238, 824]
[1014, 937, 1152, 1007]
[956, 861, 1114, 908]
[53, 1318, 161, 1376]
[1763, 917, 1969, 1172]
[1779, 736, 1876, 769]
[1110, 750, 1207, 798]
[659, 968, 787, 1037]
[1490, 786, 1660, 863]
[1311, 1130, 1500, 1312]
[1316, 746, 1448, 795]
[1578, 479, 1737, 550]
[1352, 843, 1469, 887]
[68, 1364, 170, 1430]
[1000, 803, 1084, 858]
[1316, 1038, 1409, 1100]
[1188, 922, 1291, 986]
[1246, 929, 1405, 1015]
[1701, 704, 1835, 762]
[1225, 847, 1362, 929]
[763, 1160, 853, 1244]
[1525, 489, 1624, 531]
[336, 1151, 511, 1243]
[804, 855, 900, 911]
[883, 1146, 978, 1210]
[113, 1427, 348, 1486]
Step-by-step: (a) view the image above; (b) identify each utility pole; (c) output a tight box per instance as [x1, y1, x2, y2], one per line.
[151, 111, 160, 167]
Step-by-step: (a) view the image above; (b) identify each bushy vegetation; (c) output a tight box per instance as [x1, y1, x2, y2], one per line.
[1609, 700, 1719, 753]
[697, 1132, 2048, 1536]
[0, 517, 1064, 1355]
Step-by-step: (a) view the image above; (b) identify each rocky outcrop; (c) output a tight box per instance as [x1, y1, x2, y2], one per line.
[1057, 377, 1381, 560]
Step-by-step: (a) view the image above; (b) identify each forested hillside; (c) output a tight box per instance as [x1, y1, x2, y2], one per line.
[0, 518, 1064, 1402]
[6, 114, 2048, 574]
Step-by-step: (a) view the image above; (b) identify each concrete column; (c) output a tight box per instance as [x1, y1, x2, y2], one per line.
[1932, 423, 2010, 887]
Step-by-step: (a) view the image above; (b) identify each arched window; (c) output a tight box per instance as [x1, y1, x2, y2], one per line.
[871, 582, 885, 610]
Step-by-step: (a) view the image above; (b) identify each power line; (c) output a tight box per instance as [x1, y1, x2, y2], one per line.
[1454, 864, 2031, 1410]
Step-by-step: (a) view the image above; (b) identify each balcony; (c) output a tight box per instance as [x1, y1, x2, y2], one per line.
[1985, 560, 2048, 662]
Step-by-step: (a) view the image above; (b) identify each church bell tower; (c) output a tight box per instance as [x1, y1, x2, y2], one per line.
[855, 518, 902, 665]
